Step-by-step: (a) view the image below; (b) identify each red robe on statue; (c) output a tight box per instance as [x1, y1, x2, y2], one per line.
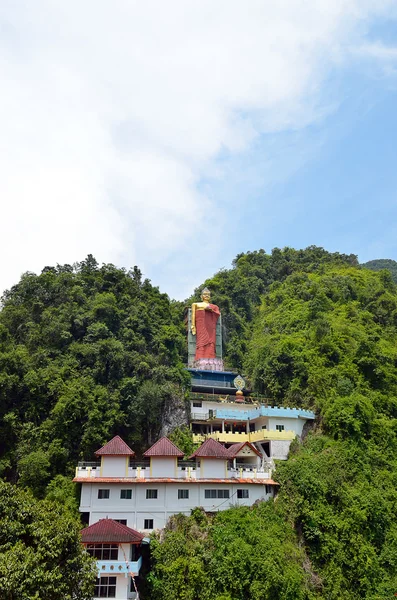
[195, 304, 221, 359]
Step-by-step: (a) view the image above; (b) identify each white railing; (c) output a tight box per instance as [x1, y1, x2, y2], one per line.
[191, 412, 212, 421]
[76, 465, 271, 480]
[75, 466, 101, 478]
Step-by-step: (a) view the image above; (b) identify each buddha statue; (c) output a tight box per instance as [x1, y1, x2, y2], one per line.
[191, 288, 221, 360]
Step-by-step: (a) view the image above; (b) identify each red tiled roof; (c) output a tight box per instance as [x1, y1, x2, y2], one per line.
[143, 437, 184, 457]
[81, 519, 144, 544]
[74, 477, 279, 485]
[189, 438, 231, 459]
[95, 436, 135, 456]
[227, 442, 261, 458]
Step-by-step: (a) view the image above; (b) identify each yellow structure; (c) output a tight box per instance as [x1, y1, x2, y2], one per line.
[192, 429, 296, 445]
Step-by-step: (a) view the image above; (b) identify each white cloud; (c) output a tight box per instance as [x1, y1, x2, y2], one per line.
[356, 43, 397, 60]
[0, 0, 395, 298]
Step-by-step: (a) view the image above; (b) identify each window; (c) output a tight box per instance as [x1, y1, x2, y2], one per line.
[94, 577, 116, 598]
[237, 489, 249, 499]
[146, 489, 158, 499]
[205, 489, 217, 499]
[265, 485, 273, 495]
[217, 489, 230, 499]
[114, 519, 127, 525]
[120, 489, 132, 499]
[262, 425, 267, 430]
[276, 424, 285, 432]
[204, 489, 230, 499]
[87, 544, 118, 560]
[178, 489, 189, 499]
[193, 401, 202, 408]
[130, 545, 140, 561]
[98, 489, 110, 499]
[144, 519, 154, 529]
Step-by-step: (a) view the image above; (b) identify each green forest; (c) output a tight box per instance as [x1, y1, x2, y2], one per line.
[1, 248, 397, 599]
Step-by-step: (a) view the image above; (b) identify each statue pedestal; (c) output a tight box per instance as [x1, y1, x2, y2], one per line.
[192, 358, 224, 371]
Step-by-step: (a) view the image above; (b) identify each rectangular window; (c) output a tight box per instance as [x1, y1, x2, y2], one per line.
[130, 545, 140, 562]
[217, 489, 230, 499]
[193, 401, 202, 408]
[237, 489, 249, 499]
[178, 489, 189, 499]
[144, 519, 154, 529]
[87, 544, 118, 560]
[94, 576, 116, 598]
[276, 425, 285, 432]
[120, 489, 132, 499]
[205, 489, 217, 499]
[204, 489, 230, 499]
[265, 485, 273, 495]
[114, 519, 127, 525]
[98, 489, 110, 499]
[146, 489, 158, 499]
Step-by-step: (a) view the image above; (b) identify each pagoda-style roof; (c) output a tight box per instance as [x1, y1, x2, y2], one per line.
[143, 437, 184, 457]
[81, 519, 144, 544]
[189, 437, 230, 459]
[95, 436, 135, 456]
[227, 442, 261, 458]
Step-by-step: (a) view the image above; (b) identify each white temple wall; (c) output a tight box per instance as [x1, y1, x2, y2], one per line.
[102, 456, 128, 477]
[84, 482, 274, 531]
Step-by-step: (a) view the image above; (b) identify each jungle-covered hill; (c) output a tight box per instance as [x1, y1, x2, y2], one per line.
[362, 258, 397, 284]
[1, 247, 397, 599]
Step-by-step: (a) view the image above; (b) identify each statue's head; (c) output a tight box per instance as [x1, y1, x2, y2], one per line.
[201, 287, 211, 302]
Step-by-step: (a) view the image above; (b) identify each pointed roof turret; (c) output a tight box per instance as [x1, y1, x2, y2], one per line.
[95, 435, 135, 456]
[81, 519, 143, 544]
[143, 437, 184, 457]
[189, 437, 230, 459]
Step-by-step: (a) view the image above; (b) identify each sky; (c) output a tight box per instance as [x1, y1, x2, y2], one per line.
[1, 1, 397, 300]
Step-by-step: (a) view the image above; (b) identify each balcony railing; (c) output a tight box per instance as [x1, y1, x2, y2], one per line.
[75, 464, 271, 480]
[191, 412, 210, 421]
[97, 556, 142, 576]
[190, 391, 272, 405]
[192, 429, 296, 444]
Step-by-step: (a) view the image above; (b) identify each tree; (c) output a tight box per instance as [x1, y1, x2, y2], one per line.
[0, 481, 96, 599]
[148, 503, 313, 600]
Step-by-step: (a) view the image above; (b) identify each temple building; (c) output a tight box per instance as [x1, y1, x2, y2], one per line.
[74, 435, 278, 533]
[74, 287, 315, 598]
[189, 393, 314, 461]
[80, 519, 145, 600]
[187, 289, 315, 462]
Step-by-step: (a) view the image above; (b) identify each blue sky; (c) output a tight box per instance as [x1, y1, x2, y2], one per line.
[1, 2, 397, 299]
[210, 77, 397, 265]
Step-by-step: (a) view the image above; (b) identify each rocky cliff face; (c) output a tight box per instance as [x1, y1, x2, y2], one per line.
[160, 395, 189, 437]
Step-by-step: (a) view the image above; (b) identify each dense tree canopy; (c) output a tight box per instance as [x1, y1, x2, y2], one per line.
[362, 258, 397, 283]
[151, 258, 397, 600]
[2, 247, 397, 599]
[148, 504, 314, 600]
[0, 481, 96, 599]
[189, 246, 357, 368]
[0, 256, 188, 495]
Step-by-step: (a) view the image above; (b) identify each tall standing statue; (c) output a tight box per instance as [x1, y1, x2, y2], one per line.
[189, 288, 223, 370]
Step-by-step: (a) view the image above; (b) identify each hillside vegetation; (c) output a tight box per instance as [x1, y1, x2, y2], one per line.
[0, 256, 188, 497]
[1, 248, 397, 599]
[149, 263, 397, 600]
[362, 258, 397, 283]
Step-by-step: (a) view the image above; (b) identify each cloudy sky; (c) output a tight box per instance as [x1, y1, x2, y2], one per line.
[1, 1, 397, 299]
